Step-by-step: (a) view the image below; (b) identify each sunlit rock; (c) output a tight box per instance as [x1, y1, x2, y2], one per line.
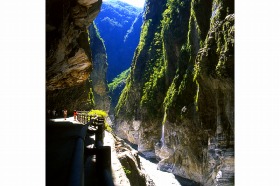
[46, 0, 102, 91]
[114, 0, 234, 185]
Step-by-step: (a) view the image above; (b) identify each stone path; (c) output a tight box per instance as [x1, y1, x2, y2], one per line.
[50, 116, 80, 124]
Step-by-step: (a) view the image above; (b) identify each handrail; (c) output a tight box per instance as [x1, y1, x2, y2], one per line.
[47, 111, 113, 186]
[84, 116, 114, 186]
[68, 116, 112, 186]
[76, 111, 103, 125]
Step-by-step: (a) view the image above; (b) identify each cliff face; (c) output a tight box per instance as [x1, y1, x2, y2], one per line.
[114, 0, 234, 185]
[46, 0, 111, 113]
[108, 68, 131, 113]
[46, 80, 94, 114]
[88, 23, 110, 112]
[46, 0, 102, 91]
[93, 1, 143, 112]
[94, 1, 143, 82]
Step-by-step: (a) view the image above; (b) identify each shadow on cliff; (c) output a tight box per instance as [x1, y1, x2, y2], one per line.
[174, 175, 202, 186]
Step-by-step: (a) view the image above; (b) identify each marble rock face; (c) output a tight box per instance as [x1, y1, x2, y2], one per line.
[46, 0, 102, 91]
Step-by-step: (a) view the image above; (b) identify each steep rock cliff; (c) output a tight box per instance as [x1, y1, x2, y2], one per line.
[46, 79, 95, 114]
[114, 0, 234, 185]
[94, 1, 143, 82]
[46, 0, 102, 91]
[108, 68, 131, 113]
[88, 23, 110, 112]
[46, 0, 111, 113]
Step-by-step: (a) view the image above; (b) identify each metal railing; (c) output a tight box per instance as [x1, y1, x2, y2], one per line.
[76, 111, 100, 124]
[47, 111, 113, 186]
[84, 116, 114, 186]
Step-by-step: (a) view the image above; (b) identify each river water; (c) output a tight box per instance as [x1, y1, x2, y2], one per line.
[139, 156, 181, 186]
[138, 155, 200, 186]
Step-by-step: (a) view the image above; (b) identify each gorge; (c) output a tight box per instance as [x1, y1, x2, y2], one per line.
[114, 0, 234, 185]
[46, 0, 234, 185]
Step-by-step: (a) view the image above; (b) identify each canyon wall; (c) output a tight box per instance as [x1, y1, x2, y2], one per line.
[114, 0, 234, 185]
[46, 0, 102, 91]
[88, 23, 110, 112]
[94, 1, 144, 111]
[46, 0, 110, 112]
[94, 1, 143, 82]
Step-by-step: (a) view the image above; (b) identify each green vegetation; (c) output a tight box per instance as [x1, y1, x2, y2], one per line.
[87, 109, 112, 132]
[88, 87, 95, 106]
[194, 81, 199, 111]
[215, 18, 234, 78]
[88, 109, 108, 117]
[140, 25, 166, 115]
[137, 0, 191, 119]
[163, 76, 178, 113]
[115, 74, 132, 117]
[138, 19, 151, 52]
[116, 0, 193, 121]
[193, 62, 200, 81]
[211, 0, 234, 26]
[105, 124, 112, 132]
[115, 5, 166, 119]
[122, 166, 131, 175]
[116, 0, 233, 125]
[108, 68, 131, 92]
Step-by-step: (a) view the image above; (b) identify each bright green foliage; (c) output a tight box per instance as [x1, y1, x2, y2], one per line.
[137, 0, 191, 119]
[122, 166, 131, 175]
[163, 76, 178, 112]
[116, 9, 167, 119]
[138, 19, 152, 52]
[115, 74, 132, 116]
[108, 68, 131, 92]
[194, 81, 199, 111]
[115, 0, 215, 123]
[162, 0, 186, 27]
[88, 109, 108, 117]
[193, 62, 200, 81]
[105, 123, 112, 132]
[88, 88, 95, 107]
[140, 29, 165, 107]
[87, 109, 112, 132]
[186, 6, 202, 63]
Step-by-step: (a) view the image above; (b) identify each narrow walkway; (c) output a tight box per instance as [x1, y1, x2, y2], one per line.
[49, 116, 81, 124]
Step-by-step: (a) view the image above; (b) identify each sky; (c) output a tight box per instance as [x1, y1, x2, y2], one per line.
[103, 0, 145, 8]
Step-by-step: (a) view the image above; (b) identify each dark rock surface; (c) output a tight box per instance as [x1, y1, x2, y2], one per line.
[46, 0, 110, 112]
[88, 23, 111, 112]
[46, 0, 102, 91]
